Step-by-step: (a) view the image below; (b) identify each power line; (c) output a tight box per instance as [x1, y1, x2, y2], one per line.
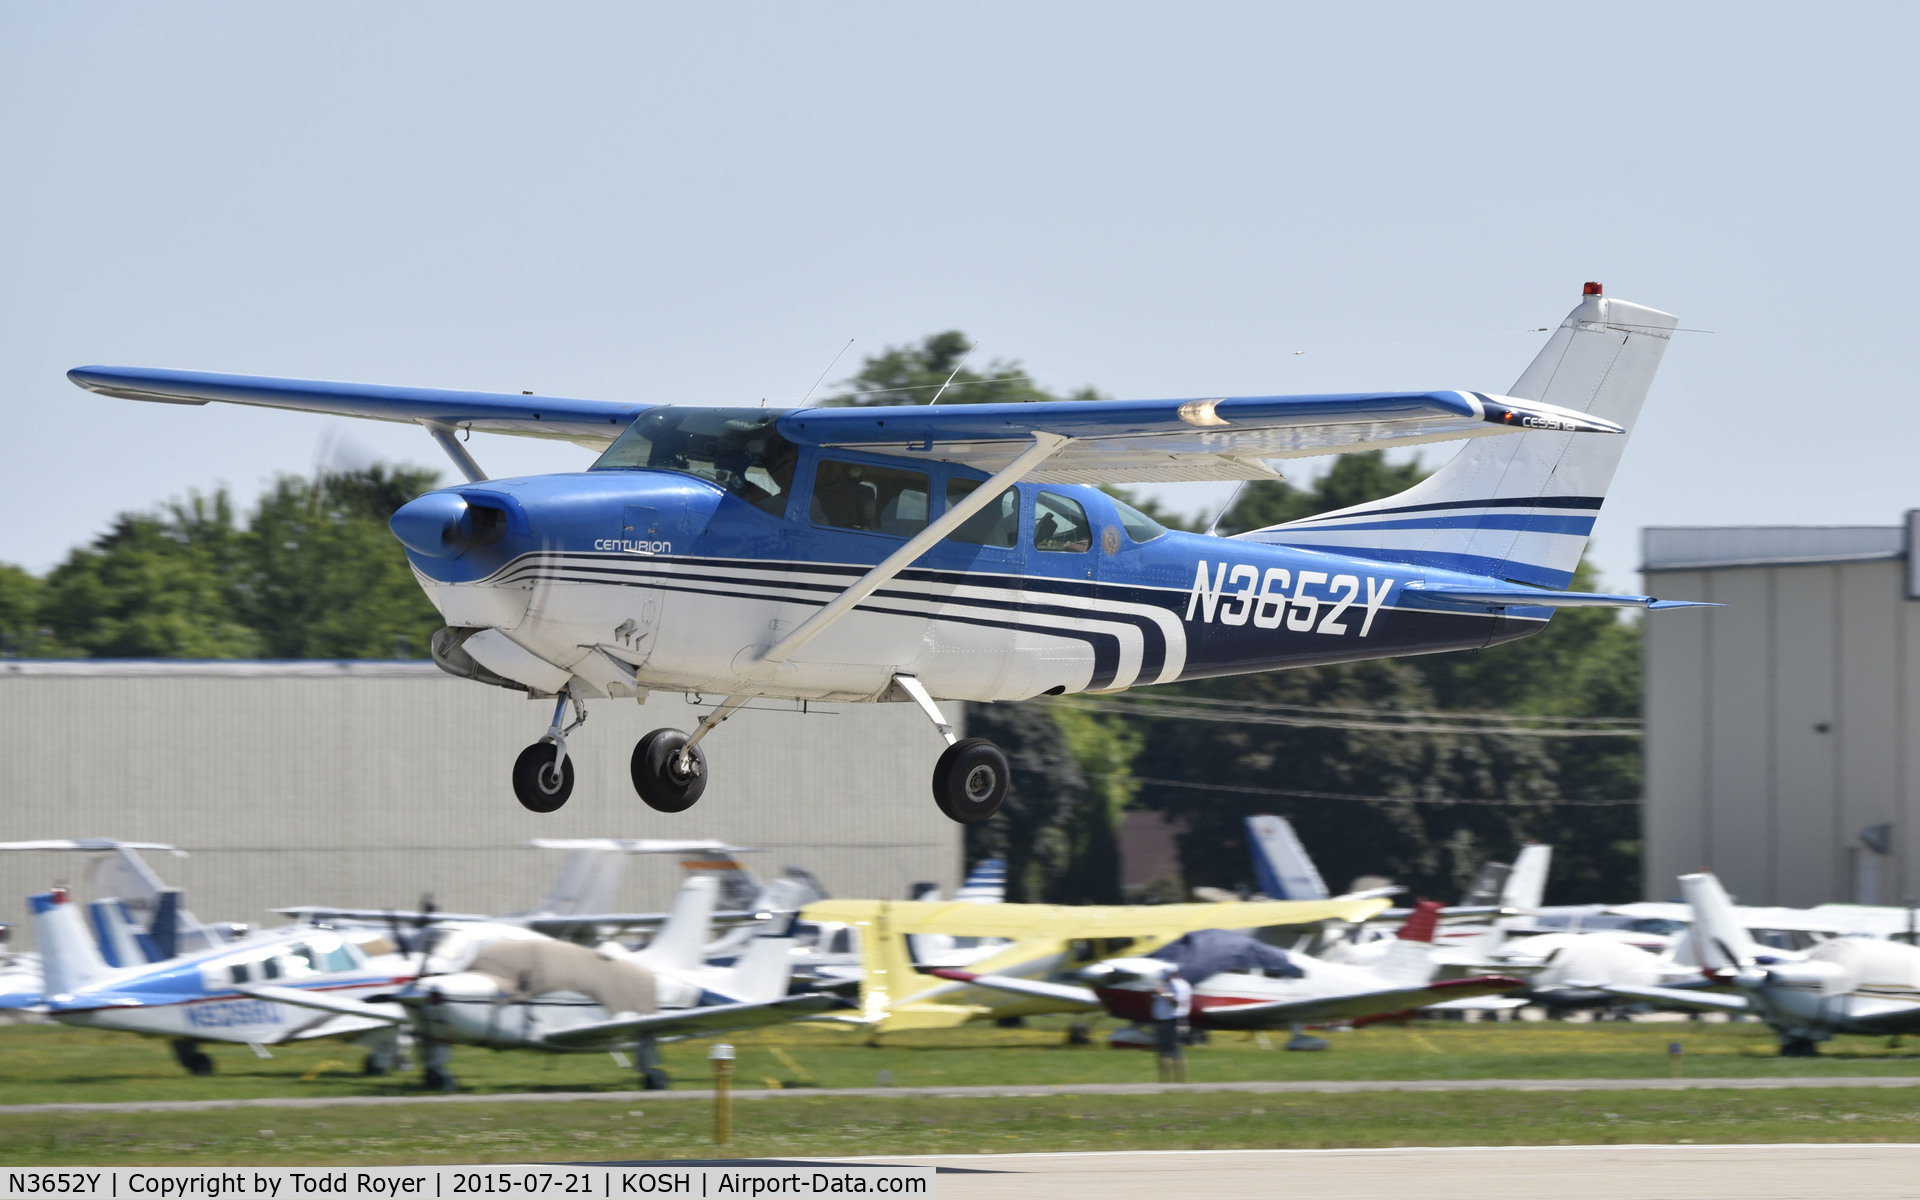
[1049, 695, 1642, 739]
[1107, 774, 1639, 808]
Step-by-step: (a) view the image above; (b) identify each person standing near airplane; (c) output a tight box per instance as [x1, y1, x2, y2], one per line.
[1152, 971, 1192, 1083]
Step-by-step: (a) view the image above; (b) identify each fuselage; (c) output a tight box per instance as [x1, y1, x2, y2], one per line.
[398, 414, 1552, 705]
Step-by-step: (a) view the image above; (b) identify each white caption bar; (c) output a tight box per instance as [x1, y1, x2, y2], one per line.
[1, 1166, 934, 1200]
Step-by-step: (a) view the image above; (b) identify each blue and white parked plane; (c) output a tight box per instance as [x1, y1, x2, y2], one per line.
[69, 284, 1705, 822]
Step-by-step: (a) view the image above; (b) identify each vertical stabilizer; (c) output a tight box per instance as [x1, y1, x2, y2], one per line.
[32, 890, 113, 995]
[88, 899, 155, 968]
[1682, 872, 1765, 969]
[1246, 816, 1330, 901]
[955, 859, 1007, 904]
[1378, 899, 1446, 985]
[722, 934, 797, 1004]
[530, 847, 626, 917]
[635, 876, 718, 973]
[1240, 285, 1679, 588]
[1500, 844, 1552, 912]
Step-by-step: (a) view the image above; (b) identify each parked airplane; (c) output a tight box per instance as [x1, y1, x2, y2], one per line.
[1597, 873, 1920, 1055]
[15, 885, 419, 1075]
[804, 893, 1388, 1033]
[0, 839, 231, 956]
[935, 901, 1523, 1049]
[69, 285, 1703, 822]
[253, 876, 835, 1089]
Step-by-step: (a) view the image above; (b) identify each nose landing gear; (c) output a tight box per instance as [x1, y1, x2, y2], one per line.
[512, 690, 585, 813]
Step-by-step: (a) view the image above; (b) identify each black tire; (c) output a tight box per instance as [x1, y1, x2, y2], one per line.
[171, 1039, 214, 1076]
[423, 1066, 459, 1091]
[641, 1067, 671, 1091]
[512, 743, 574, 813]
[931, 738, 1009, 824]
[186, 1052, 214, 1076]
[1780, 1036, 1821, 1058]
[631, 728, 707, 813]
[362, 1055, 388, 1077]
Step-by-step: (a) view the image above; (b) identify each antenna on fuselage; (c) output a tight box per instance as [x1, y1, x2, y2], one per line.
[783, 338, 856, 408]
[1203, 480, 1253, 538]
[927, 345, 974, 405]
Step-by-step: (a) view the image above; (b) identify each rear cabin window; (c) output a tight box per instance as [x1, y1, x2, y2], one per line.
[811, 461, 930, 537]
[945, 481, 1020, 548]
[1033, 492, 1092, 553]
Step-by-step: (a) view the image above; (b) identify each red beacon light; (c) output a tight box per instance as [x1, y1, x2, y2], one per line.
[1583, 281, 1604, 296]
[49, 886, 68, 904]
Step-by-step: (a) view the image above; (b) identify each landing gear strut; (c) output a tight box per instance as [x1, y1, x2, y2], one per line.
[895, 674, 1009, 825]
[630, 695, 746, 813]
[170, 1038, 214, 1076]
[513, 691, 585, 813]
[635, 1035, 670, 1090]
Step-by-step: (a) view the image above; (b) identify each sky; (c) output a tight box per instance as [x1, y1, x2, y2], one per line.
[4, 4, 1917, 593]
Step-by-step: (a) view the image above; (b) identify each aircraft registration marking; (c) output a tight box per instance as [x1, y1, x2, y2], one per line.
[1185, 561, 1394, 637]
[184, 998, 281, 1029]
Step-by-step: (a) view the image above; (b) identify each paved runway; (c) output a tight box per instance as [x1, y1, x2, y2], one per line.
[6, 1075, 1920, 1114]
[879, 1144, 1920, 1199]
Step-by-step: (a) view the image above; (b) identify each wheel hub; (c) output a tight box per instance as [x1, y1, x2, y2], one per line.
[964, 765, 998, 802]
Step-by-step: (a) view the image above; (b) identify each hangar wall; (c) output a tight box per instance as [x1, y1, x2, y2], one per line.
[0, 662, 960, 944]
[1643, 520, 1920, 906]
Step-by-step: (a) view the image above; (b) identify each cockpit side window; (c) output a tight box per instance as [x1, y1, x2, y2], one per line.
[591, 408, 798, 518]
[810, 460, 930, 537]
[1033, 492, 1092, 553]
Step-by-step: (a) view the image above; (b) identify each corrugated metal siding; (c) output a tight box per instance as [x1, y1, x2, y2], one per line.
[0, 669, 959, 944]
[1642, 555, 1916, 906]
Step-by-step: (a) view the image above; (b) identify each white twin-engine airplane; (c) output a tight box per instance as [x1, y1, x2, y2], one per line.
[69, 284, 1707, 822]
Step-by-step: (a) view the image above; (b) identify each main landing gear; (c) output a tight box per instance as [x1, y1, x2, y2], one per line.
[896, 674, 1009, 826]
[511, 680, 1011, 826]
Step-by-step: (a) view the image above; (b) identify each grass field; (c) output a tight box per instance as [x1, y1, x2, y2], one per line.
[7, 1020, 1920, 1165]
[7, 1017, 1920, 1106]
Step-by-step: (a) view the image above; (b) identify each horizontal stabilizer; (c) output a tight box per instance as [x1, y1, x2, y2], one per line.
[1401, 582, 1718, 611]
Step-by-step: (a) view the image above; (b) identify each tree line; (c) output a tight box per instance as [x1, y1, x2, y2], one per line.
[0, 333, 1644, 905]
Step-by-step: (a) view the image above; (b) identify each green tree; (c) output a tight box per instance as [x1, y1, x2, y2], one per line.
[0, 563, 54, 657]
[36, 493, 261, 658]
[960, 702, 1093, 903]
[240, 467, 445, 658]
[826, 331, 1100, 407]
[1213, 451, 1428, 536]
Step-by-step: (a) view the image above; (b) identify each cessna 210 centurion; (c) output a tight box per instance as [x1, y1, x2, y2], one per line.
[69, 284, 1702, 822]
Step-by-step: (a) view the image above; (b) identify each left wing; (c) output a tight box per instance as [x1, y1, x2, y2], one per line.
[801, 897, 1390, 939]
[68, 367, 644, 449]
[71, 367, 1617, 486]
[538, 994, 842, 1050]
[779, 391, 1619, 484]
[1192, 975, 1525, 1030]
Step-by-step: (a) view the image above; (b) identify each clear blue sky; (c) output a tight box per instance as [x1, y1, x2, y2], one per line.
[5, 4, 1915, 592]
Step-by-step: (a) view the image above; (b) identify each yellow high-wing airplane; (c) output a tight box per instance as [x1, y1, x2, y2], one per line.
[802, 896, 1391, 1033]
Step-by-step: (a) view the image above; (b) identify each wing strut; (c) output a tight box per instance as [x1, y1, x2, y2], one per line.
[760, 431, 1071, 665]
[424, 422, 488, 483]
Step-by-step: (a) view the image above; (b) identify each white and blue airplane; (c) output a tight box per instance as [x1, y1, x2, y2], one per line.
[69, 284, 1704, 821]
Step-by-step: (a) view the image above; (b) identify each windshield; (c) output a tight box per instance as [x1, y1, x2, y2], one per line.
[1110, 495, 1169, 543]
[592, 408, 798, 517]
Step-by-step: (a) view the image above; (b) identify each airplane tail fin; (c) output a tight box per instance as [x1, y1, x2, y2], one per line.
[636, 876, 719, 973]
[1681, 872, 1764, 968]
[1500, 844, 1552, 912]
[32, 890, 114, 995]
[954, 859, 1007, 904]
[854, 903, 931, 1022]
[88, 899, 161, 968]
[1377, 899, 1446, 985]
[148, 890, 182, 961]
[1239, 285, 1678, 589]
[723, 933, 797, 1004]
[531, 846, 627, 917]
[1245, 815, 1330, 901]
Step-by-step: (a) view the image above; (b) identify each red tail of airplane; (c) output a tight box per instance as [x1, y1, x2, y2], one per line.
[1396, 899, 1444, 944]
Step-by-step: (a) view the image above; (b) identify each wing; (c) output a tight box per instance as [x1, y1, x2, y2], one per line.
[926, 970, 1103, 1010]
[68, 367, 645, 449]
[1599, 984, 1751, 1013]
[801, 897, 1391, 938]
[237, 984, 408, 1025]
[778, 392, 1620, 484]
[538, 994, 843, 1050]
[1195, 975, 1525, 1030]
